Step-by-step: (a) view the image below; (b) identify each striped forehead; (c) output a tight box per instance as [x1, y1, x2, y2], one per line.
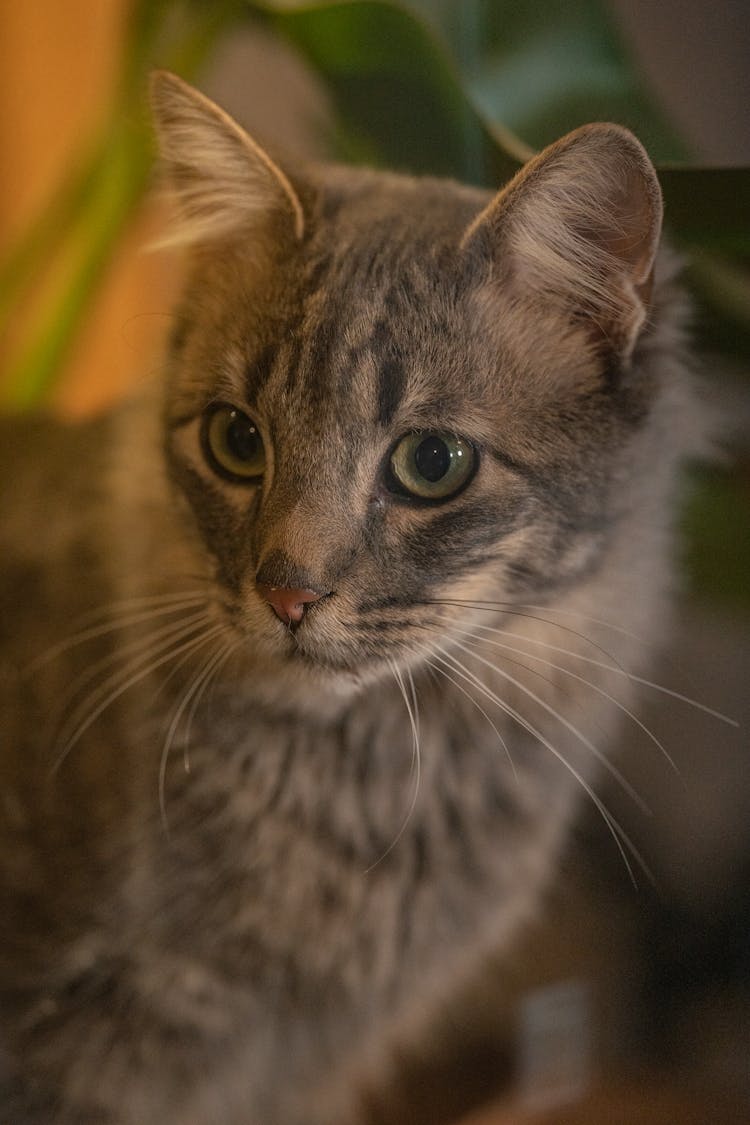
[257, 241, 465, 436]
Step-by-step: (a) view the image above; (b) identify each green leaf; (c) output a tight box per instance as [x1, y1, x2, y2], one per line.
[247, 1, 750, 251]
[0, 0, 245, 410]
[2, 0, 749, 412]
[659, 167, 750, 254]
[2, 119, 153, 411]
[412, 0, 688, 162]
[245, 0, 528, 185]
[683, 466, 750, 611]
[687, 253, 750, 365]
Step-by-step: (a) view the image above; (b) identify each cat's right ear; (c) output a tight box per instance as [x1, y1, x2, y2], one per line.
[462, 123, 663, 362]
[149, 71, 305, 249]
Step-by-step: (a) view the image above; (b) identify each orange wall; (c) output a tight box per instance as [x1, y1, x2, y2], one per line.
[0, 0, 179, 416]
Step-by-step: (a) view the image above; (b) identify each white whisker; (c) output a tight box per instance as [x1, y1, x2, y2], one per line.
[53, 612, 213, 751]
[423, 656, 518, 782]
[30, 592, 209, 670]
[158, 635, 238, 835]
[365, 660, 422, 873]
[515, 602, 646, 643]
[405, 667, 420, 748]
[430, 644, 650, 886]
[449, 636, 650, 814]
[427, 599, 626, 670]
[49, 624, 227, 777]
[49, 609, 213, 733]
[439, 614, 737, 728]
[434, 597, 646, 645]
[60, 586, 213, 625]
[442, 622, 679, 778]
[182, 638, 242, 772]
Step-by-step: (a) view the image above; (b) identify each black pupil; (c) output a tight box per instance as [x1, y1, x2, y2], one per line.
[414, 436, 451, 482]
[226, 413, 259, 462]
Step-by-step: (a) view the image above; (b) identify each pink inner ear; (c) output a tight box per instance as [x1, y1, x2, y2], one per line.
[463, 123, 663, 360]
[587, 163, 661, 287]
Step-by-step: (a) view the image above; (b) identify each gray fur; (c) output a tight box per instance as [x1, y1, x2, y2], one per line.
[0, 76, 702, 1123]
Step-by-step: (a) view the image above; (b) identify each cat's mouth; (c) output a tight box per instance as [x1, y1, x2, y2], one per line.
[247, 592, 401, 685]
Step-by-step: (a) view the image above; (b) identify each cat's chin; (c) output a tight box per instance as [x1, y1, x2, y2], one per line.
[233, 644, 374, 716]
[227, 631, 416, 720]
[236, 610, 392, 691]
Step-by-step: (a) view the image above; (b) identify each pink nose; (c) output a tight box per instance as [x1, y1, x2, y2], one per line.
[256, 584, 324, 626]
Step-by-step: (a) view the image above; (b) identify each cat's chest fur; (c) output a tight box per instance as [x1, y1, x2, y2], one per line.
[150, 675, 566, 967]
[2, 608, 572, 1123]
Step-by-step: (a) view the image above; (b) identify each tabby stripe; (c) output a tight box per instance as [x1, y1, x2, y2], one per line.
[401, 497, 528, 573]
[394, 823, 429, 957]
[244, 343, 277, 396]
[376, 352, 407, 430]
[487, 446, 543, 485]
[238, 738, 296, 832]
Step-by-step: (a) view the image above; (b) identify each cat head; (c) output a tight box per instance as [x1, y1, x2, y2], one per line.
[150, 72, 670, 692]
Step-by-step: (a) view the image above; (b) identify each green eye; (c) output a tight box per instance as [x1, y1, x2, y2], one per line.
[388, 431, 476, 501]
[202, 406, 266, 482]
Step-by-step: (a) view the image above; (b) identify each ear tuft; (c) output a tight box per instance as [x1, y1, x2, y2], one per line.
[149, 71, 304, 249]
[464, 123, 663, 359]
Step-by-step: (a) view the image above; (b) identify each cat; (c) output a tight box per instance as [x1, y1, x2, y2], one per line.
[0, 70, 703, 1124]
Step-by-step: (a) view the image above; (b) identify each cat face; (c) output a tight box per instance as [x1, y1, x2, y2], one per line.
[152, 74, 663, 687]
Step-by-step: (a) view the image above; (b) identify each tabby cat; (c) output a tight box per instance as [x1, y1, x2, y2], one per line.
[0, 71, 702, 1123]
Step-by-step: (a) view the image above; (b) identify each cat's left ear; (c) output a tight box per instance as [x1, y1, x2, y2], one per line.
[149, 70, 305, 248]
[463, 123, 663, 361]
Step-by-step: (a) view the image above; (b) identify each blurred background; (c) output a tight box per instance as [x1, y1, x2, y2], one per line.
[0, 2, 748, 1122]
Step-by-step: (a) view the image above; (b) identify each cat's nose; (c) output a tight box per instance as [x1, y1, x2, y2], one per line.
[256, 584, 324, 627]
